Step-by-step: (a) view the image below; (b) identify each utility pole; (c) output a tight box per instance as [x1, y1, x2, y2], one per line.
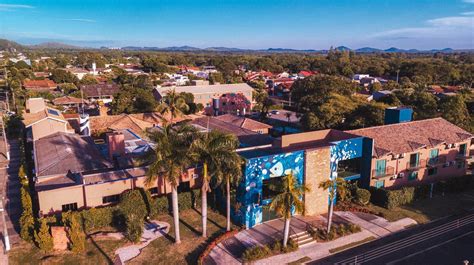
[396, 69, 400, 84]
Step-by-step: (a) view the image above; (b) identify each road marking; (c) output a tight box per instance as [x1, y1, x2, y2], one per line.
[335, 214, 474, 264]
[386, 231, 474, 265]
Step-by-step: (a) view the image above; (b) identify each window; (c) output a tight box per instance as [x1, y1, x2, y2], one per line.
[459, 144, 467, 156]
[409, 153, 419, 168]
[149, 187, 158, 195]
[177, 181, 191, 192]
[428, 167, 438, 176]
[62, 203, 78, 212]
[47, 109, 60, 116]
[375, 160, 386, 177]
[375, 180, 385, 189]
[457, 161, 465, 169]
[102, 194, 120, 204]
[429, 149, 439, 165]
[408, 171, 418, 181]
[262, 177, 282, 200]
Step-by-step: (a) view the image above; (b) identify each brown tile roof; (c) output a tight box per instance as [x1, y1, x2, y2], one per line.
[23, 79, 57, 90]
[348, 118, 473, 157]
[90, 114, 154, 137]
[22, 107, 66, 127]
[53, 96, 85, 105]
[34, 132, 113, 177]
[80, 83, 120, 97]
[214, 114, 272, 131]
[191, 116, 273, 147]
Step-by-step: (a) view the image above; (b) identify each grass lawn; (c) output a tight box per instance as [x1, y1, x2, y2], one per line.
[9, 208, 232, 265]
[129, 208, 232, 265]
[365, 189, 474, 224]
[9, 238, 126, 265]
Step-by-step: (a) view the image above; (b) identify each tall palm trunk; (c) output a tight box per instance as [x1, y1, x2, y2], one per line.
[226, 177, 231, 231]
[201, 163, 208, 237]
[171, 186, 181, 244]
[283, 217, 291, 248]
[327, 192, 334, 233]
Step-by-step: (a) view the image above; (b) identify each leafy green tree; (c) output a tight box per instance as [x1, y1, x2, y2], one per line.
[439, 95, 472, 131]
[344, 103, 387, 129]
[119, 189, 148, 242]
[19, 187, 34, 242]
[269, 173, 309, 248]
[50, 69, 78, 84]
[59, 83, 78, 95]
[144, 124, 197, 244]
[62, 212, 86, 253]
[34, 218, 54, 252]
[79, 74, 98, 85]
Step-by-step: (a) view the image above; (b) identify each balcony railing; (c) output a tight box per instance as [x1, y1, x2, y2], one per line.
[427, 156, 447, 167]
[406, 159, 426, 170]
[372, 166, 395, 179]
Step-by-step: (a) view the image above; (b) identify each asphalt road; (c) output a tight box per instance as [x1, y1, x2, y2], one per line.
[311, 211, 474, 265]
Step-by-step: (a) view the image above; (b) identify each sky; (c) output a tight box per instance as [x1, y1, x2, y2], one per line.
[0, 0, 473, 49]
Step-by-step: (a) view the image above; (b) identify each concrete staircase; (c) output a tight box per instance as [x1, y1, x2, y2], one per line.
[289, 230, 314, 247]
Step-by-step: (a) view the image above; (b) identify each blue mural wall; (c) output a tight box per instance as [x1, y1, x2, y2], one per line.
[329, 137, 364, 180]
[235, 151, 304, 228]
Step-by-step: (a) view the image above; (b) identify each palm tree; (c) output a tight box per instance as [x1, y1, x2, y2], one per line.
[319, 177, 349, 233]
[269, 173, 310, 248]
[191, 129, 239, 237]
[283, 112, 292, 134]
[144, 123, 197, 244]
[213, 148, 242, 231]
[157, 88, 189, 124]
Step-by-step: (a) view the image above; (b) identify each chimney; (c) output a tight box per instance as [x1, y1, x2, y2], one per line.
[384, 107, 413, 125]
[107, 132, 125, 160]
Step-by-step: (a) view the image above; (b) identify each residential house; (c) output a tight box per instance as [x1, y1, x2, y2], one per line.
[214, 114, 272, 134]
[23, 79, 57, 92]
[53, 96, 86, 110]
[80, 83, 120, 104]
[22, 98, 73, 141]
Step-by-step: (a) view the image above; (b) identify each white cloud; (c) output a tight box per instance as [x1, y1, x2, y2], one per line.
[461, 11, 474, 15]
[427, 16, 473, 27]
[63, 18, 96, 23]
[463, 0, 474, 3]
[0, 4, 34, 11]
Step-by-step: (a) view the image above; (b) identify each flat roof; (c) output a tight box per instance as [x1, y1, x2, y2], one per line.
[155, 83, 253, 95]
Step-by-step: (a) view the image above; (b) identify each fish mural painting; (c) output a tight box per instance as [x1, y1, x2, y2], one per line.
[236, 151, 304, 228]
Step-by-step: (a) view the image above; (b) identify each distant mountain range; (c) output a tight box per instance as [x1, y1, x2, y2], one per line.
[0, 38, 471, 54]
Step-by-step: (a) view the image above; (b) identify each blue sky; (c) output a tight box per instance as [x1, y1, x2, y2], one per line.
[0, 0, 473, 49]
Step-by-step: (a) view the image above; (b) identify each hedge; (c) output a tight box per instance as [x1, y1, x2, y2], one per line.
[369, 175, 474, 209]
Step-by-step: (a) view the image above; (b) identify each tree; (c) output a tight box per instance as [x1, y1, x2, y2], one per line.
[144, 123, 197, 244]
[269, 173, 309, 248]
[119, 189, 148, 242]
[50, 69, 78, 84]
[62, 212, 86, 253]
[191, 129, 240, 237]
[319, 177, 349, 233]
[79, 74, 98, 85]
[19, 187, 34, 242]
[202, 131, 242, 232]
[344, 103, 387, 129]
[34, 218, 54, 252]
[157, 88, 189, 124]
[439, 95, 472, 131]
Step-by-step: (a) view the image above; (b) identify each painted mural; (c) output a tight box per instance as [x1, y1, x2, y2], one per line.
[329, 137, 364, 180]
[236, 151, 304, 228]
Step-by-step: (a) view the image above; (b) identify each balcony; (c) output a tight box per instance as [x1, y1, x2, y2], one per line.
[455, 152, 471, 160]
[406, 159, 426, 170]
[372, 166, 395, 179]
[427, 156, 447, 167]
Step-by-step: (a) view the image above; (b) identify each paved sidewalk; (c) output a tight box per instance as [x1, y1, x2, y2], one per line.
[205, 211, 417, 265]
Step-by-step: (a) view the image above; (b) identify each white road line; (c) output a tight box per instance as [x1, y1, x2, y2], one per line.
[335, 214, 474, 264]
[386, 231, 474, 265]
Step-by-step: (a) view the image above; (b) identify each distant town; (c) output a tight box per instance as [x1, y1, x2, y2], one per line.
[0, 37, 472, 265]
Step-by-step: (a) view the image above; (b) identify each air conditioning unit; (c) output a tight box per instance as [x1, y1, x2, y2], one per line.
[393, 154, 400, 160]
[192, 173, 199, 179]
[400, 153, 406, 158]
[398, 172, 405, 178]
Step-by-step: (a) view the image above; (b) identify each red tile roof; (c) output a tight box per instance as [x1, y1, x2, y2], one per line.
[214, 114, 272, 131]
[348, 118, 473, 158]
[23, 79, 57, 90]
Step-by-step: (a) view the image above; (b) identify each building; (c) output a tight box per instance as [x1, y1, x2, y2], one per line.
[23, 79, 57, 92]
[22, 98, 73, 141]
[66, 68, 90, 80]
[52, 96, 86, 110]
[235, 129, 366, 228]
[33, 131, 200, 214]
[80, 83, 120, 104]
[349, 117, 472, 188]
[214, 114, 272, 134]
[154, 83, 254, 114]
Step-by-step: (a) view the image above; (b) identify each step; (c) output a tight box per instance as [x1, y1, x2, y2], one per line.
[289, 230, 308, 239]
[297, 236, 315, 246]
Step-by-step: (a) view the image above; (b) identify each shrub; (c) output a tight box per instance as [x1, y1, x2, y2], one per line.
[80, 207, 116, 231]
[354, 188, 371, 205]
[119, 189, 148, 242]
[19, 187, 34, 242]
[178, 190, 201, 210]
[150, 195, 169, 217]
[282, 239, 298, 253]
[125, 218, 143, 243]
[242, 245, 272, 262]
[34, 218, 54, 252]
[68, 214, 86, 253]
